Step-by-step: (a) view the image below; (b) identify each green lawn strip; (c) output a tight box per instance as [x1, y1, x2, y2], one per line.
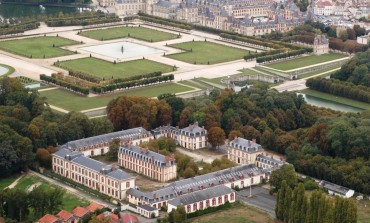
[57, 57, 173, 79]
[0, 64, 15, 77]
[62, 193, 90, 211]
[178, 80, 207, 90]
[0, 36, 79, 58]
[298, 66, 341, 79]
[40, 83, 194, 111]
[238, 68, 259, 75]
[197, 77, 226, 86]
[80, 26, 178, 42]
[265, 53, 347, 71]
[0, 174, 21, 190]
[301, 89, 370, 110]
[252, 68, 276, 76]
[13, 175, 47, 191]
[166, 41, 250, 64]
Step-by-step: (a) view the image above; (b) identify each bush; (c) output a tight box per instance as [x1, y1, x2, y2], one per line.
[187, 201, 232, 218]
[304, 179, 319, 191]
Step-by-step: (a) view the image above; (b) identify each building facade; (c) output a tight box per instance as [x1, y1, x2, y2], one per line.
[313, 34, 329, 55]
[52, 149, 136, 200]
[227, 137, 264, 165]
[178, 122, 208, 150]
[118, 144, 177, 182]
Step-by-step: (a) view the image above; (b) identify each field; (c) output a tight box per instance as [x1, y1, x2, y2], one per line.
[167, 41, 250, 64]
[265, 53, 347, 71]
[40, 83, 194, 111]
[190, 203, 277, 223]
[302, 89, 370, 110]
[57, 57, 173, 79]
[80, 26, 178, 42]
[13, 175, 89, 211]
[357, 199, 370, 223]
[0, 36, 78, 58]
[0, 174, 20, 190]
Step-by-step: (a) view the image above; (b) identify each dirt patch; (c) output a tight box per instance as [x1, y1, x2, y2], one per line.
[135, 175, 168, 192]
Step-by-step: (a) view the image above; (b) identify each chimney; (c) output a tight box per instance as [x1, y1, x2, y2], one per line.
[166, 155, 170, 166]
[112, 164, 116, 171]
[248, 140, 251, 146]
[195, 121, 198, 126]
[189, 124, 193, 131]
[252, 138, 256, 143]
[128, 144, 132, 149]
[234, 136, 238, 142]
[146, 147, 149, 154]
[152, 155, 155, 163]
[176, 126, 179, 129]
[140, 147, 143, 153]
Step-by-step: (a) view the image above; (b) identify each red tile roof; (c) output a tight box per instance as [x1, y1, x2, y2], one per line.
[39, 214, 60, 223]
[72, 206, 90, 218]
[97, 211, 119, 223]
[56, 210, 74, 221]
[86, 202, 105, 212]
[121, 213, 140, 223]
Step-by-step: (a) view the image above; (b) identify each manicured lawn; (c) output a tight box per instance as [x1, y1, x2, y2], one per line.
[63, 193, 89, 211]
[239, 68, 259, 75]
[40, 83, 194, 111]
[80, 26, 178, 42]
[57, 57, 173, 79]
[302, 89, 370, 110]
[0, 174, 20, 190]
[190, 204, 277, 223]
[0, 64, 15, 77]
[167, 41, 250, 64]
[298, 66, 341, 79]
[0, 36, 78, 58]
[197, 77, 226, 86]
[265, 53, 347, 71]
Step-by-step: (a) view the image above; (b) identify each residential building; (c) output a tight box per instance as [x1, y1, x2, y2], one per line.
[137, 204, 159, 218]
[357, 34, 370, 45]
[319, 180, 355, 198]
[38, 214, 62, 223]
[86, 202, 105, 212]
[178, 122, 208, 150]
[127, 164, 264, 209]
[97, 211, 120, 223]
[72, 207, 90, 222]
[314, 0, 334, 16]
[118, 144, 177, 182]
[52, 149, 136, 200]
[255, 154, 285, 169]
[313, 34, 329, 55]
[227, 137, 264, 165]
[58, 127, 153, 157]
[167, 185, 235, 214]
[56, 210, 76, 223]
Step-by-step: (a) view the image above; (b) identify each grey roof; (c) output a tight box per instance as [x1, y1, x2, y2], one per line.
[72, 156, 111, 172]
[256, 154, 285, 166]
[118, 145, 175, 167]
[59, 127, 151, 152]
[180, 123, 207, 137]
[228, 137, 263, 153]
[151, 125, 179, 136]
[319, 180, 353, 195]
[138, 205, 157, 212]
[107, 169, 134, 181]
[168, 185, 233, 206]
[155, 0, 178, 8]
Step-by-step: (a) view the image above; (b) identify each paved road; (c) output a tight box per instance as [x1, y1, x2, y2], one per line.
[237, 186, 276, 218]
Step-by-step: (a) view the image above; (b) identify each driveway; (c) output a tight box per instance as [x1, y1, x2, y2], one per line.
[237, 186, 276, 218]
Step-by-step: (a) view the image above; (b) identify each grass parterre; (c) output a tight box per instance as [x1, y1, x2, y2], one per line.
[79, 26, 178, 42]
[166, 41, 251, 65]
[56, 57, 173, 79]
[0, 36, 79, 58]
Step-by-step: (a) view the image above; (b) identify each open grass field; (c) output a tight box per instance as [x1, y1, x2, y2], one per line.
[80, 26, 178, 42]
[13, 175, 88, 211]
[265, 53, 347, 71]
[190, 203, 277, 223]
[40, 83, 194, 111]
[302, 89, 370, 110]
[167, 41, 250, 64]
[0, 174, 20, 190]
[0, 36, 78, 58]
[57, 57, 173, 79]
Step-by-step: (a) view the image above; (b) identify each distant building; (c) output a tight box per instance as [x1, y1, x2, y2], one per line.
[118, 144, 177, 182]
[314, 0, 334, 16]
[357, 34, 370, 45]
[319, 180, 355, 198]
[313, 34, 329, 55]
[255, 154, 286, 169]
[167, 185, 236, 214]
[227, 137, 264, 165]
[178, 122, 208, 150]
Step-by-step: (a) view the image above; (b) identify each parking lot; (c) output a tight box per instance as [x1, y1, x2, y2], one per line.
[236, 186, 276, 218]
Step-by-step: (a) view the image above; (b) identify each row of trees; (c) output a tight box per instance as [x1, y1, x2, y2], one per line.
[40, 73, 90, 95]
[276, 181, 357, 223]
[256, 49, 312, 63]
[45, 13, 120, 27]
[0, 20, 40, 36]
[306, 78, 370, 103]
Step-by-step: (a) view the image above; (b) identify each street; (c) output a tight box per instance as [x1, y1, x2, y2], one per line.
[237, 186, 276, 218]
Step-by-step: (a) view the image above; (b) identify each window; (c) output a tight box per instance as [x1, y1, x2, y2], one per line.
[193, 203, 197, 211]
[212, 198, 216, 206]
[206, 200, 210, 207]
[218, 196, 222, 204]
[126, 182, 130, 188]
[200, 201, 203, 209]
[224, 195, 228, 202]
[231, 193, 235, 201]
[187, 205, 191, 213]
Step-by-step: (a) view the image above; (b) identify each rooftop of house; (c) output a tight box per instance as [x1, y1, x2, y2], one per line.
[228, 137, 263, 153]
[121, 212, 140, 223]
[256, 154, 285, 166]
[118, 145, 175, 167]
[138, 204, 157, 212]
[59, 127, 151, 151]
[86, 202, 105, 212]
[97, 211, 119, 223]
[72, 206, 90, 218]
[168, 185, 234, 206]
[38, 214, 61, 223]
[151, 125, 179, 135]
[56, 210, 74, 221]
[180, 122, 207, 137]
[319, 180, 354, 195]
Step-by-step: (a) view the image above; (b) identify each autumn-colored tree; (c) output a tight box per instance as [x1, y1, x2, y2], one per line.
[228, 130, 243, 141]
[240, 125, 261, 143]
[203, 104, 222, 130]
[207, 127, 226, 149]
[178, 107, 191, 128]
[36, 148, 52, 168]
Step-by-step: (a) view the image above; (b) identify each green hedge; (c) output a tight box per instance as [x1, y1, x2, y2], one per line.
[46, 14, 120, 27]
[0, 20, 40, 36]
[40, 74, 90, 95]
[187, 201, 232, 218]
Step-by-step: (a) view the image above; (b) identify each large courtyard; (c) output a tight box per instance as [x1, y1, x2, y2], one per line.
[79, 26, 178, 42]
[166, 41, 252, 64]
[0, 36, 79, 58]
[57, 57, 174, 79]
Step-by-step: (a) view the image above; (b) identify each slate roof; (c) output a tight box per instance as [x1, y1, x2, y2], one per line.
[180, 123, 207, 137]
[228, 137, 263, 153]
[59, 127, 151, 152]
[72, 156, 111, 173]
[138, 204, 157, 211]
[151, 125, 179, 136]
[119, 145, 175, 167]
[168, 185, 234, 206]
[319, 180, 353, 195]
[256, 154, 285, 166]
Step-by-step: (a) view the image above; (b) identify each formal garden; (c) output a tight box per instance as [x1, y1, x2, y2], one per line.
[0, 36, 79, 58]
[166, 41, 252, 64]
[79, 26, 178, 42]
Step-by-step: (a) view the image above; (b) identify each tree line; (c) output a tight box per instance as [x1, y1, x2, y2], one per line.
[276, 181, 357, 223]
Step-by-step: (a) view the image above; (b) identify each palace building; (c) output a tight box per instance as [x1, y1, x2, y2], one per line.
[118, 144, 177, 182]
[52, 149, 135, 200]
[227, 137, 264, 165]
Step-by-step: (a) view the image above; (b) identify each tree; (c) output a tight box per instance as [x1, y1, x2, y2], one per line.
[173, 205, 187, 223]
[276, 180, 288, 221]
[3, 189, 29, 222]
[270, 165, 297, 190]
[290, 183, 306, 223]
[36, 148, 52, 168]
[106, 138, 120, 161]
[207, 127, 226, 149]
[0, 141, 18, 177]
[91, 118, 113, 136]
[228, 130, 243, 141]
